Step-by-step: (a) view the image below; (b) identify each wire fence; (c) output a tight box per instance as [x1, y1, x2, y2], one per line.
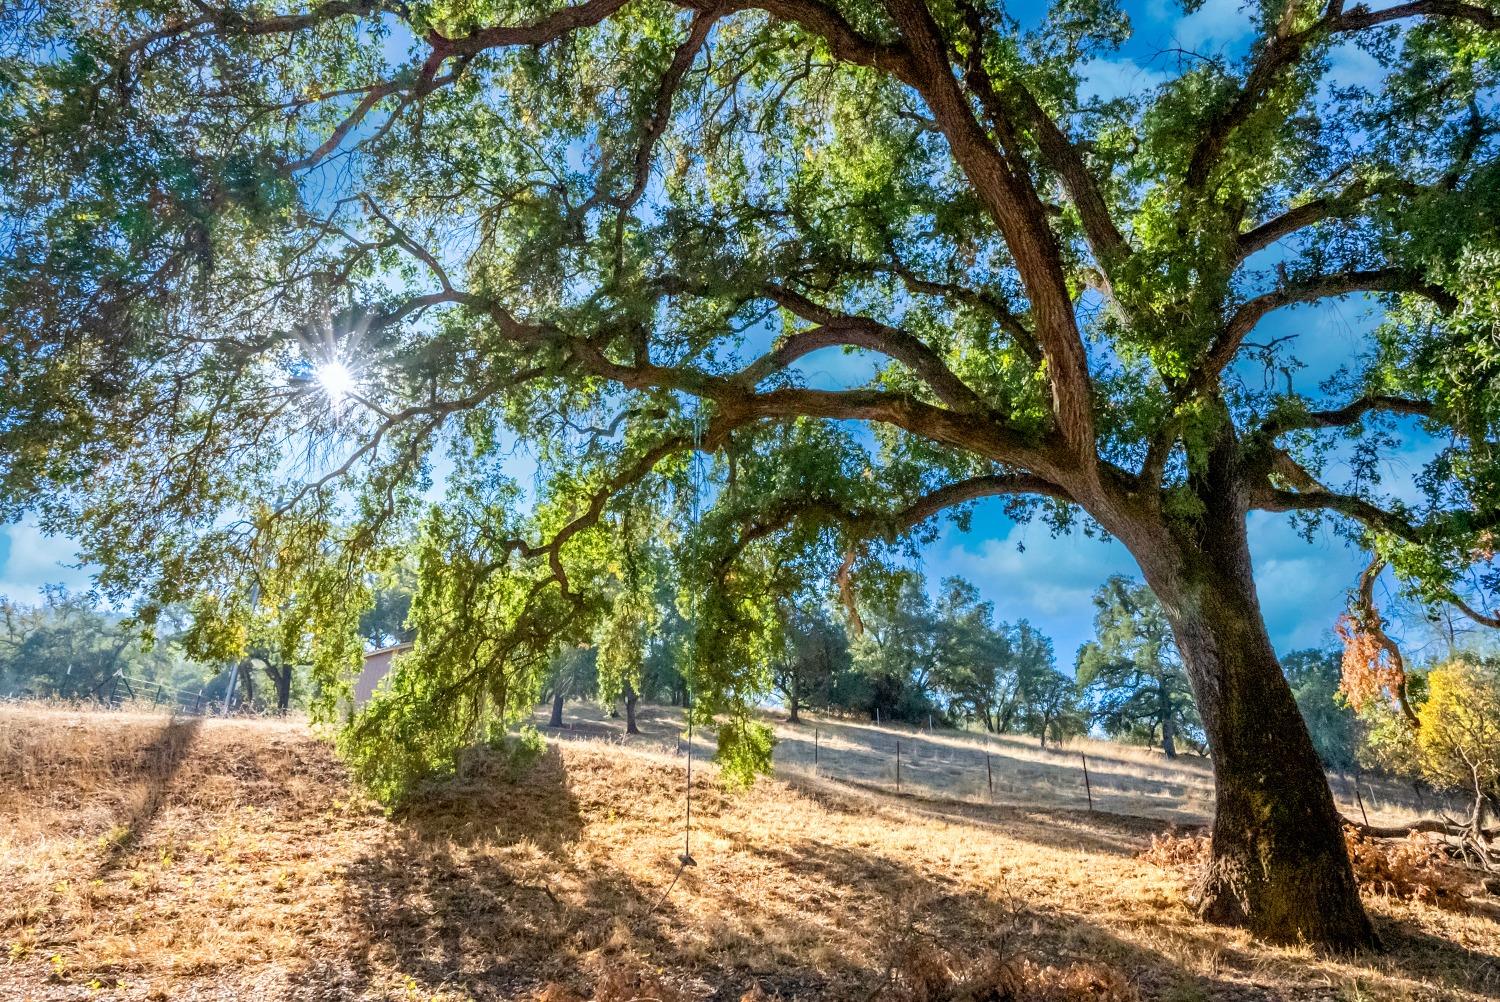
[4, 693, 1463, 829]
[565, 710, 1464, 830]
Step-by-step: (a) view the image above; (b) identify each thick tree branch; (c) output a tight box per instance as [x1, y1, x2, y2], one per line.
[882, 0, 1097, 462]
[1254, 486, 1428, 540]
[891, 472, 1072, 525]
[1262, 394, 1437, 437]
[696, 0, 917, 82]
[592, 12, 717, 215]
[428, 0, 634, 62]
[1204, 269, 1457, 383]
[745, 285, 987, 411]
[1187, 0, 1500, 190]
[1009, 83, 1131, 268]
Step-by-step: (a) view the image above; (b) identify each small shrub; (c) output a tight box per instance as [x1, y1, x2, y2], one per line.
[1343, 826, 1471, 908]
[1140, 826, 1472, 909]
[1136, 831, 1210, 871]
[884, 936, 1138, 1002]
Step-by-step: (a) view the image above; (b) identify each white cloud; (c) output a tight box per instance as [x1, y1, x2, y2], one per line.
[924, 515, 1137, 665]
[1246, 511, 1366, 652]
[1326, 42, 1386, 93]
[1174, 0, 1255, 54]
[1077, 58, 1173, 102]
[0, 519, 92, 602]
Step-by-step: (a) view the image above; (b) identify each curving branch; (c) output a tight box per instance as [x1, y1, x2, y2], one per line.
[1261, 394, 1437, 437]
[708, 0, 916, 83]
[831, 470, 1070, 635]
[744, 285, 988, 412]
[875, 256, 1043, 364]
[1351, 555, 1421, 727]
[590, 11, 717, 216]
[1204, 269, 1457, 384]
[1450, 593, 1500, 629]
[1187, 0, 1500, 191]
[890, 472, 1072, 524]
[427, 0, 634, 63]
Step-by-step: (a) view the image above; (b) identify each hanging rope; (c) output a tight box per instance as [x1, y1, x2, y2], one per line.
[648, 403, 705, 916]
[680, 403, 705, 870]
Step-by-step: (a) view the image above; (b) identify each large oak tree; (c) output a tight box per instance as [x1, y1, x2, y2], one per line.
[3, 0, 1499, 949]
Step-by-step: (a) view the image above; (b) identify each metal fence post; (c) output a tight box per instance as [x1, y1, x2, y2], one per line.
[1081, 753, 1094, 812]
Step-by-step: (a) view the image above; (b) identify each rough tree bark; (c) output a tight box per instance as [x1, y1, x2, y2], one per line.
[1120, 439, 1375, 950]
[549, 689, 565, 728]
[1160, 692, 1177, 759]
[273, 668, 291, 715]
[624, 681, 640, 735]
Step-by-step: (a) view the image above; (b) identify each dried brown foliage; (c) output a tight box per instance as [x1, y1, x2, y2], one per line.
[587, 956, 695, 1002]
[1343, 827, 1473, 909]
[881, 931, 1139, 1002]
[1135, 831, 1211, 872]
[1335, 612, 1409, 715]
[1140, 825, 1475, 910]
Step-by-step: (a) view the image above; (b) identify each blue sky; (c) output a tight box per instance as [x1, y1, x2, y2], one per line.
[0, 0, 1456, 666]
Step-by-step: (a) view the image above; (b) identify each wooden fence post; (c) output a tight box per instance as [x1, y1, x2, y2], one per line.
[1080, 753, 1094, 813]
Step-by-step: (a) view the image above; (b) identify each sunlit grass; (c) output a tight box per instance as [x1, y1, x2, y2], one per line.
[1, 704, 1495, 1000]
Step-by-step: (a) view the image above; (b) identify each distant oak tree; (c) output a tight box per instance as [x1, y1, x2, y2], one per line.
[1076, 575, 1200, 758]
[5, 0, 1500, 948]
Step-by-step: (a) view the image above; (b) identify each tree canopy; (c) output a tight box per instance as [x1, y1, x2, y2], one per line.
[4, 0, 1500, 946]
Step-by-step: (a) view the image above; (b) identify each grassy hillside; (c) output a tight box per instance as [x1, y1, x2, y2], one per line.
[1, 705, 1497, 1001]
[538, 703, 1448, 830]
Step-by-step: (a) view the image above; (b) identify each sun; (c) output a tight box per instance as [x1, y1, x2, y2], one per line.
[315, 360, 356, 402]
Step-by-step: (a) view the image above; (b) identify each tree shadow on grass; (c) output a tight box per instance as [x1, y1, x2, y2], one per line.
[676, 832, 1281, 1001]
[787, 770, 1180, 860]
[288, 743, 602, 999]
[712, 833, 1500, 1001]
[94, 714, 202, 878]
[1366, 911, 1500, 999]
[290, 739, 1500, 1002]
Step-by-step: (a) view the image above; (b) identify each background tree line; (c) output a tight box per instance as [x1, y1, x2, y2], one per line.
[8, 570, 1494, 833]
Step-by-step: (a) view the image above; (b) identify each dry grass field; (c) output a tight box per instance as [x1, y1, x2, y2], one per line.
[538, 704, 1451, 830]
[2, 704, 1498, 1002]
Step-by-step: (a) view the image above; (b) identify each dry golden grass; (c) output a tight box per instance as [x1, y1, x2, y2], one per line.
[2, 704, 1498, 1001]
[537, 703, 1459, 830]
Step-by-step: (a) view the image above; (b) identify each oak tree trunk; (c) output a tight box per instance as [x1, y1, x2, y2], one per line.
[273, 667, 291, 715]
[549, 690, 565, 728]
[1129, 504, 1374, 949]
[624, 681, 639, 735]
[1160, 702, 1177, 759]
